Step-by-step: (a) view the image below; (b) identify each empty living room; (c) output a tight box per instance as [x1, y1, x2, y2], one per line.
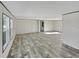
[0, 0, 79, 58]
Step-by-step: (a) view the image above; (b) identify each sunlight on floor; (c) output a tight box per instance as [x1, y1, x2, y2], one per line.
[44, 32, 61, 34]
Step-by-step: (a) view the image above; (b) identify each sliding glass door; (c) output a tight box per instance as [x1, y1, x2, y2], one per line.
[2, 13, 10, 51]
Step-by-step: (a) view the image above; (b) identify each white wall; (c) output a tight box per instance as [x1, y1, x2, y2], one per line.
[0, 3, 16, 58]
[16, 20, 39, 34]
[63, 12, 79, 49]
[53, 20, 62, 32]
[44, 21, 54, 32]
[44, 20, 62, 32]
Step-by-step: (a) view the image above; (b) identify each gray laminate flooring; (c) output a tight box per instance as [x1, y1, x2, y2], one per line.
[8, 33, 79, 58]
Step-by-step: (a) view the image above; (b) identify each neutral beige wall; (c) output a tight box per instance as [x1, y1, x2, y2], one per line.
[16, 20, 39, 34]
[53, 20, 62, 32]
[44, 20, 54, 32]
[0, 3, 16, 58]
[44, 20, 62, 32]
[63, 12, 79, 49]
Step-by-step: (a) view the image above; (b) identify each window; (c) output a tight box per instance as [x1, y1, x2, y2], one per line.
[2, 13, 10, 51]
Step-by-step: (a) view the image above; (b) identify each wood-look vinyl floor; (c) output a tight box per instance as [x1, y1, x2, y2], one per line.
[8, 33, 79, 58]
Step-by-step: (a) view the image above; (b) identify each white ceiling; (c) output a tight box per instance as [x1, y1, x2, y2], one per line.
[2, 1, 79, 20]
